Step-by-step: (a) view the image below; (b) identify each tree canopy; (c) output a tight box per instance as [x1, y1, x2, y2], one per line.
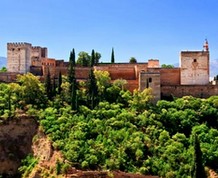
[0, 70, 217, 177]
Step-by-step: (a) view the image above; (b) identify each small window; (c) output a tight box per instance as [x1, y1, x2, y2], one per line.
[149, 78, 152, 83]
[193, 59, 197, 62]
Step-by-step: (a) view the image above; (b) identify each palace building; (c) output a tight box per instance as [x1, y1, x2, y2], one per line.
[3, 40, 218, 101]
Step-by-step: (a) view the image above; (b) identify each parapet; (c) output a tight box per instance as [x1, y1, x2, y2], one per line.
[148, 59, 160, 68]
[32, 46, 47, 50]
[7, 42, 32, 49]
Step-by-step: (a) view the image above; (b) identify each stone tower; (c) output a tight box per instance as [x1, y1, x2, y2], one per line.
[7, 43, 32, 73]
[7, 43, 48, 74]
[139, 72, 161, 102]
[180, 41, 209, 85]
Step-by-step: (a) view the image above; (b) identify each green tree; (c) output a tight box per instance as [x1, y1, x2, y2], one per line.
[52, 76, 56, 97]
[129, 57, 137, 63]
[111, 48, 115, 63]
[71, 78, 77, 110]
[129, 88, 153, 112]
[58, 71, 62, 94]
[16, 73, 46, 108]
[76, 51, 90, 67]
[161, 64, 174, 68]
[94, 70, 111, 100]
[113, 79, 128, 90]
[0, 66, 7, 72]
[68, 49, 77, 110]
[91, 49, 95, 67]
[45, 69, 52, 100]
[94, 52, 101, 64]
[68, 49, 76, 89]
[87, 69, 98, 109]
[191, 133, 207, 178]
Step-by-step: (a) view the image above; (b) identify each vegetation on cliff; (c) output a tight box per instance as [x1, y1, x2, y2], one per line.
[0, 69, 218, 177]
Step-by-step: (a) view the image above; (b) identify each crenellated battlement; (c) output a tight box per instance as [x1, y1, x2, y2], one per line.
[7, 42, 32, 49]
[32, 46, 43, 50]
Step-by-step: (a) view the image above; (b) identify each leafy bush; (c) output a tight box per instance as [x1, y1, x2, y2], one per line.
[18, 154, 38, 177]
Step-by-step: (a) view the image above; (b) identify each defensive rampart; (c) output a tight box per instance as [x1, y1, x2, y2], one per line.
[161, 85, 218, 98]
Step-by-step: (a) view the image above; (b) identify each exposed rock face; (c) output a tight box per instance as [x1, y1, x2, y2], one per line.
[0, 116, 38, 176]
[64, 170, 159, 178]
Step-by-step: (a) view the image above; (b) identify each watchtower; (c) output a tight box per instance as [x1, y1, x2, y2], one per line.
[180, 40, 209, 85]
[7, 43, 32, 73]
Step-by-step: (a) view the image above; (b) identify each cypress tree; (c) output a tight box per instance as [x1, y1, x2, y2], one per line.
[111, 47, 115, 63]
[58, 71, 62, 94]
[68, 49, 76, 90]
[191, 133, 207, 178]
[68, 48, 77, 110]
[71, 78, 77, 110]
[45, 69, 52, 100]
[52, 76, 56, 97]
[91, 49, 95, 67]
[88, 68, 98, 109]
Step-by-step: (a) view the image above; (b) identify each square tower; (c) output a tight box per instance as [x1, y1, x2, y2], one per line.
[7, 43, 32, 73]
[180, 51, 209, 85]
[139, 71, 161, 102]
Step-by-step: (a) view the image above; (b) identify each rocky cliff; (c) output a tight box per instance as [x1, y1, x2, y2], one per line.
[0, 116, 38, 177]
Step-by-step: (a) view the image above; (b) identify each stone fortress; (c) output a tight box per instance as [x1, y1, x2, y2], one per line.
[3, 40, 218, 101]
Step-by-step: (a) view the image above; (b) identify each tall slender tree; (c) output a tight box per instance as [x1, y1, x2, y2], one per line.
[45, 69, 52, 100]
[111, 47, 115, 63]
[71, 77, 77, 110]
[52, 76, 56, 97]
[94, 52, 101, 64]
[58, 71, 62, 94]
[68, 49, 76, 89]
[191, 133, 207, 178]
[91, 49, 95, 67]
[88, 68, 98, 109]
[68, 49, 77, 110]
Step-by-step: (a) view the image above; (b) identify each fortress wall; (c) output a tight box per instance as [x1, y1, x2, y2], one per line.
[55, 60, 66, 67]
[160, 68, 180, 85]
[125, 80, 138, 92]
[109, 69, 136, 80]
[96, 63, 147, 68]
[75, 67, 90, 79]
[161, 85, 218, 98]
[95, 63, 148, 80]
[30, 66, 43, 76]
[55, 66, 68, 76]
[41, 58, 56, 78]
[0, 72, 18, 83]
[31, 47, 42, 59]
[148, 59, 159, 68]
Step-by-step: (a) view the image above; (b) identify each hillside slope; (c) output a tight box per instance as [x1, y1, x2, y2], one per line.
[0, 116, 38, 177]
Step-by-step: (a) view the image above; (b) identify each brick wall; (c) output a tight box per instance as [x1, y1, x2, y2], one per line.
[0, 72, 18, 83]
[160, 68, 180, 85]
[161, 85, 218, 98]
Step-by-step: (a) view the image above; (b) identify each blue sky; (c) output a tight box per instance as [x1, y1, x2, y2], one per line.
[1, 0, 218, 65]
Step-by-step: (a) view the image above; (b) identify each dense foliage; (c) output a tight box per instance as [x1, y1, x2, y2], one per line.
[0, 71, 218, 177]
